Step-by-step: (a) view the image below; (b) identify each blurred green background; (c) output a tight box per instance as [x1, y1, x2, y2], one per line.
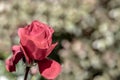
[0, 0, 120, 80]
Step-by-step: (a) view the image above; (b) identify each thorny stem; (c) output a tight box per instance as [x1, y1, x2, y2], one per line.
[24, 66, 30, 80]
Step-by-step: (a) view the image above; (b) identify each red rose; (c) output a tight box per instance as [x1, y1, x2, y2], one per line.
[5, 20, 61, 79]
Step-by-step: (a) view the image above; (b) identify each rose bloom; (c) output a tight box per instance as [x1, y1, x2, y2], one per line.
[5, 20, 61, 79]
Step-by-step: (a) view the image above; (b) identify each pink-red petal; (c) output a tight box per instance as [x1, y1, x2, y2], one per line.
[20, 43, 32, 63]
[38, 59, 61, 79]
[12, 45, 24, 64]
[5, 45, 24, 72]
[46, 43, 58, 57]
[5, 58, 15, 72]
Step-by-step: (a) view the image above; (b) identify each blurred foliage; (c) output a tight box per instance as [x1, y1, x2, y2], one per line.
[0, 0, 120, 80]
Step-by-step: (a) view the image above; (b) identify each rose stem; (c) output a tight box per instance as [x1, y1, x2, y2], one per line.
[24, 66, 30, 80]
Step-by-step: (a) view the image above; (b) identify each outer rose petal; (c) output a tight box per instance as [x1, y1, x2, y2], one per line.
[38, 59, 61, 79]
[20, 43, 32, 63]
[5, 58, 15, 72]
[12, 45, 24, 64]
[5, 45, 24, 72]
[46, 43, 58, 57]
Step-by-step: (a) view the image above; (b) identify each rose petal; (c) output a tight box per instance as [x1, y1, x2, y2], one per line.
[46, 43, 58, 56]
[20, 40, 48, 62]
[20, 43, 33, 63]
[31, 20, 54, 34]
[38, 59, 61, 79]
[30, 20, 46, 36]
[32, 30, 52, 49]
[30, 21, 53, 49]
[5, 58, 15, 72]
[5, 45, 24, 72]
[12, 45, 21, 54]
[32, 42, 58, 60]
[12, 45, 24, 64]
[18, 28, 29, 46]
